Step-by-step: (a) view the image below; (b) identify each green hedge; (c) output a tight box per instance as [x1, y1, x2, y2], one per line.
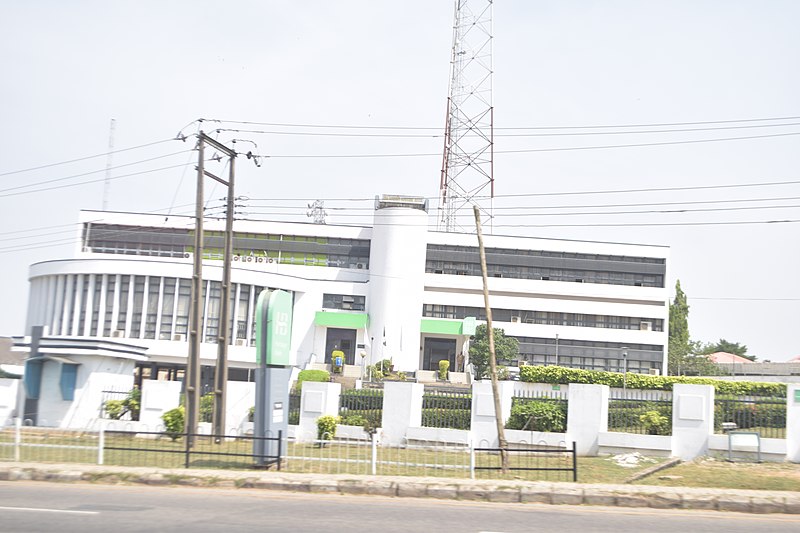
[714, 399, 786, 430]
[505, 400, 567, 432]
[422, 393, 472, 410]
[519, 365, 786, 397]
[421, 408, 471, 430]
[296, 369, 330, 390]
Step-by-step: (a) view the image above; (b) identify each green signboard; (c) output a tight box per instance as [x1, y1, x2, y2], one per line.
[256, 289, 293, 366]
[795, 389, 800, 403]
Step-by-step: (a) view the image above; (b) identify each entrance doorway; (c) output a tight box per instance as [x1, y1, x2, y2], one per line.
[324, 328, 357, 365]
[422, 338, 457, 371]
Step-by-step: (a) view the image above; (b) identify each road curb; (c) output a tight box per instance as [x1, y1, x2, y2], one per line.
[1, 463, 798, 514]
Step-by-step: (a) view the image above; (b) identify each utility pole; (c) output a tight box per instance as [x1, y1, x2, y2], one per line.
[474, 204, 508, 472]
[186, 132, 237, 447]
[186, 137, 204, 449]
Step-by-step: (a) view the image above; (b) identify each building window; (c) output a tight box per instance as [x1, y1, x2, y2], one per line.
[322, 294, 366, 311]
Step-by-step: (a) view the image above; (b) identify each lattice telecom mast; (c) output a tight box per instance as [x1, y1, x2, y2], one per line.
[438, 0, 494, 232]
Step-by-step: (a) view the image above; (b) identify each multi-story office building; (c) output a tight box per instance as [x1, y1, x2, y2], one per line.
[22, 194, 669, 389]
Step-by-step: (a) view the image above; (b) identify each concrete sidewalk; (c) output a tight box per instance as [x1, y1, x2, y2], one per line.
[1, 461, 798, 514]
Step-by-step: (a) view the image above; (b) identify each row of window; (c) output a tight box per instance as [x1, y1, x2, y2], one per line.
[423, 304, 664, 332]
[33, 273, 271, 345]
[83, 224, 371, 270]
[427, 244, 666, 265]
[426, 260, 663, 287]
[508, 337, 664, 374]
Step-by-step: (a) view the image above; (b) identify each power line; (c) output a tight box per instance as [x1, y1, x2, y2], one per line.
[0, 150, 194, 195]
[690, 297, 800, 301]
[254, 131, 800, 158]
[0, 139, 175, 178]
[0, 159, 217, 199]
[213, 121, 800, 139]
[205, 114, 800, 131]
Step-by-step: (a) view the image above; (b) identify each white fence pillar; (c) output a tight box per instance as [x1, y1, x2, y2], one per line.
[297, 382, 341, 442]
[381, 382, 423, 446]
[139, 380, 182, 429]
[671, 383, 714, 460]
[470, 381, 514, 447]
[787, 384, 800, 463]
[566, 384, 609, 456]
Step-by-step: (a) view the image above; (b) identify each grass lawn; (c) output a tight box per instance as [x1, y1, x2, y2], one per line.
[636, 456, 800, 492]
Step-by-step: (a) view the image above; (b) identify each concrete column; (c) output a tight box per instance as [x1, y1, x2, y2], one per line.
[566, 384, 609, 456]
[470, 381, 515, 447]
[139, 380, 182, 429]
[381, 382, 424, 446]
[787, 384, 800, 462]
[671, 384, 714, 460]
[297, 382, 341, 442]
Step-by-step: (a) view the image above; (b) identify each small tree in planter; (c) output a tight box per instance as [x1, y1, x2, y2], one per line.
[438, 359, 450, 381]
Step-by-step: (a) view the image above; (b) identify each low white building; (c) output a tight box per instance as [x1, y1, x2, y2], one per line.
[19, 194, 669, 399]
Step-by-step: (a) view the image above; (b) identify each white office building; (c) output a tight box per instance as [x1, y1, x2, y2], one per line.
[21, 194, 670, 392]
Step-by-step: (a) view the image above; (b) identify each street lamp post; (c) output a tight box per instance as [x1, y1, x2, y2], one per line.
[622, 347, 628, 391]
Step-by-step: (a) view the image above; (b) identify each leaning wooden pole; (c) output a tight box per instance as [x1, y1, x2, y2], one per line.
[473, 205, 509, 473]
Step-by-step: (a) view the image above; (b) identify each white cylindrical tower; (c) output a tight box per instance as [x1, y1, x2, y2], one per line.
[367, 195, 429, 372]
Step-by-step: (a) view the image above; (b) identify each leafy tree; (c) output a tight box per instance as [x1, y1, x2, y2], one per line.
[699, 339, 756, 361]
[468, 324, 519, 380]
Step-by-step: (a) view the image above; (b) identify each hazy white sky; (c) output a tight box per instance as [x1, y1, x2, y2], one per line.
[1, 1, 798, 360]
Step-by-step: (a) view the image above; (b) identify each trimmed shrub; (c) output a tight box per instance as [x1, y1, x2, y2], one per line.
[316, 415, 339, 441]
[505, 400, 566, 432]
[438, 359, 450, 380]
[104, 399, 126, 420]
[640, 410, 670, 435]
[340, 414, 368, 426]
[162, 406, 185, 441]
[296, 369, 330, 391]
[519, 365, 786, 397]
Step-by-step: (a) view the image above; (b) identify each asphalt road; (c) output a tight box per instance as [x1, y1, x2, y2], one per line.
[0, 482, 798, 533]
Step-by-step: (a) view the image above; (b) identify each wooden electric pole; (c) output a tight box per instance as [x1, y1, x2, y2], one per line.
[473, 205, 508, 472]
[186, 132, 237, 447]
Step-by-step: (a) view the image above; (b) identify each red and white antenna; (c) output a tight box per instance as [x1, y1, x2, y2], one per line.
[438, 0, 494, 233]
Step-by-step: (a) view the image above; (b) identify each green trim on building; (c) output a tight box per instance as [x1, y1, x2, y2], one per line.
[314, 311, 369, 329]
[420, 317, 478, 336]
[420, 318, 463, 335]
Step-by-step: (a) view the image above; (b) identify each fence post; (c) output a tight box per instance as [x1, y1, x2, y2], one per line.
[566, 384, 609, 456]
[469, 438, 475, 480]
[14, 417, 21, 462]
[671, 384, 714, 460]
[98, 426, 105, 465]
[184, 430, 191, 469]
[787, 384, 800, 462]
[277, 430, 283, 471]
[371, 431, 377, 475]
[381, 382, 423, 446]
[572, 440, 578, 482]
[297, 382, 341, 442]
